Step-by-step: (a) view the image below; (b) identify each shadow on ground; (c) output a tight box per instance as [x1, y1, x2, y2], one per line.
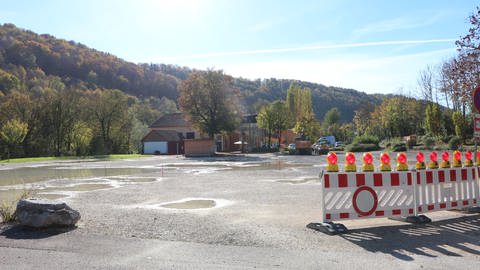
[339, 215, 480, 261]
[0, 224, 76, 239]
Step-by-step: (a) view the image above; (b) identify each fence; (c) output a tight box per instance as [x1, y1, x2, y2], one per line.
[308, 151, 480, 235]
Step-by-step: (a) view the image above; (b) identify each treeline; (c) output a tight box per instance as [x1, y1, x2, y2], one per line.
[0, 23, 179, 99]
[0, 73, 178, 158]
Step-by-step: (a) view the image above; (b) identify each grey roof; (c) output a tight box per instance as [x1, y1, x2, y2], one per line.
[141, 130, 182, 142]
[149, 113, 190, 128]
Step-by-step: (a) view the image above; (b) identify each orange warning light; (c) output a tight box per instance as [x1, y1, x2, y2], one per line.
[362, 152, 374, 172]
[379, 152, 391, 171]
[345, 152, 357, 172]
[396, 152, 408, 171]
[465, 150, 473, 167]
[440, 151, 451, 168]
[416, 152, 425, 170]
[326, 152, 339, 172]
[428, 151, 438, 169]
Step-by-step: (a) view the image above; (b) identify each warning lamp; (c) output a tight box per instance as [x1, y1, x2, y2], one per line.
[440, 151, 450, 168]
[362, 152, 374, 172]
[452, 150, 462, 168]
[395, 152, 408, 171]
[326, 151, 339, 172]
[379, 152, 391, 171]
[415, 152, 426, 170]
[464, 150, 473, 167]
[345, 152, 357, 172]
[428, 151, 439, 169]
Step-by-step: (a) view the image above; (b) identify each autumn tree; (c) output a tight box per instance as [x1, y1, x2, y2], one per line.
[0, 119, 28, 159]
[257, 104, 275, 148]
[178, 69, 240, 138]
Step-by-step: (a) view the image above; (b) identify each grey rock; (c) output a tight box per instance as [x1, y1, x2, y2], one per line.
[16, 198, 80, 228]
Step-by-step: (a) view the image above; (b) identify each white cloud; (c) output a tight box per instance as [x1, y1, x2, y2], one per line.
[157, 39, 456, 61]
[353, 14, 444, 36]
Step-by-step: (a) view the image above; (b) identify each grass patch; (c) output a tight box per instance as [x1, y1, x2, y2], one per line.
[0, 189, 35, 224]
[0, 154, 148, 164]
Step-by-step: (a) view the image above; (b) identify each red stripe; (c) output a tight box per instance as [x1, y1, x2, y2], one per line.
[440, 203, 447, 209]
[463, 200, 469, 206]
[428, 205, 434, 211]
[418, 206, 422, 212]
[438, 171, 445, 182]
[374, 173, 383, 186]
[450, 170, 456, 181]
[473, 168, 476, 177]
[356, 174, 365, 187]
[325, 213, 331, 220]
[391, 173, 400, 186]
[474, 199, 477, 204]
[340, 213, 349, 219]
[417, 172, 421, 184]
[392, 209, 401, 215]
[461, 169, 467, 181]
[426, 171, 433, 184]
[408, 173, 412, 185]
[451, 202, 458, 207]
[375, 211, 384, 216]
[338, 174, 348, 187]
[409, 208, 413, 214]
[324, 175, 330, 188]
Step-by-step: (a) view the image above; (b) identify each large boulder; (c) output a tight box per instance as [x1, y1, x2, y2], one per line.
[16, 198, 80, 228]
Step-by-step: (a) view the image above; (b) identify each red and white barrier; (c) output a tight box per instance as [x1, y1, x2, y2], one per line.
[416, 168, 479, 213]
[321, 171, 415, 222]
[320, 168, 480, 225]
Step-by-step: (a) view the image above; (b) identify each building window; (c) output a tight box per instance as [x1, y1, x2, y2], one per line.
[186, 132, 195, 139]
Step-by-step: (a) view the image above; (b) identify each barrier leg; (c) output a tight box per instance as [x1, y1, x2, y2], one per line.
[388, 171, 431, 224]
[307, 170, 348, 235]
[306, 222, 348, 235]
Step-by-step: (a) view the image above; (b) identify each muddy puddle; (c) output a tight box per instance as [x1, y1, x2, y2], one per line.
[0, 166, 162, 187]
[160, 199, 217, 209]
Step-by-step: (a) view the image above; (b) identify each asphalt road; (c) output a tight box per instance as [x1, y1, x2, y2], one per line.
[1, 152, 480, 269]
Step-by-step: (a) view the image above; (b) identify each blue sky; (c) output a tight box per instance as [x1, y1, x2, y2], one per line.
[0, 0, 477, 94]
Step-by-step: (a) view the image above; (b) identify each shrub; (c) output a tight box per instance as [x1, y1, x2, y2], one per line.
[352, 135, 380, 145]
[390, 142, 407, 152]
[345, 143, 380, 152]
[423, 136, 435, 150]
[0, 189, 34, 224]
[406, 139, 416, 149]
[448, 136, 461, 150]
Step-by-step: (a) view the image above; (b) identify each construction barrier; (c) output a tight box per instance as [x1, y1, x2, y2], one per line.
[416, 168, 479, 213]
[321, 171, 414, 221]
[309, 151, 480, 235]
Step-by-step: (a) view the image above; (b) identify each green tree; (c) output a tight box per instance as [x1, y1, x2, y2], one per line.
[0, 119, 28, 159]
[85, 89, 130, 154]
[452, 111, 469, 141]
[178, 69, 240, 138]
[322, 107, 341, 133]
[70, 121, 93, 156]
[270, 100, 292, 146]
[257, 104, 275, 148]
[424, 103, 442, 138]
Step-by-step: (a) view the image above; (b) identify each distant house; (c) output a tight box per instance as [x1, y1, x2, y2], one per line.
[219, 114, 264, 152]
[141, 113, 208, 155]
[142, 113, 193, 154]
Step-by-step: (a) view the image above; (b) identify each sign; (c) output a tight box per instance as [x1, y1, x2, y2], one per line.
[475, 113, 480, 139]
[474, 87, 480, 113]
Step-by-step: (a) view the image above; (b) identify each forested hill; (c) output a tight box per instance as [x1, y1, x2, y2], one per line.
[0, 23, 385, 121]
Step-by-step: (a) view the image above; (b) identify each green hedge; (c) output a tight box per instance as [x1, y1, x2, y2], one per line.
[345, 143, 380, 152]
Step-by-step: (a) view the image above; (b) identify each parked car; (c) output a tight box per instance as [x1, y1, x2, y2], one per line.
[312, 139, 329, 155]
[335, 141, 344, 147]
[287, 143, 296, 154]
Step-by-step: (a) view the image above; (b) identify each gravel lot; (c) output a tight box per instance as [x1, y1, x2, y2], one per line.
[1, 152, 480, 269]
